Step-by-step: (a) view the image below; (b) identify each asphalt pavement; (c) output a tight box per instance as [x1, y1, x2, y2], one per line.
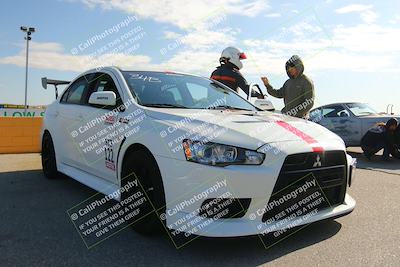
[0, 153, 399, 266]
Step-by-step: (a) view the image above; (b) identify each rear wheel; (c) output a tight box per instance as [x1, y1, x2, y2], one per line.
[41, 132, 59, 179]
[121, 149, 166, 235]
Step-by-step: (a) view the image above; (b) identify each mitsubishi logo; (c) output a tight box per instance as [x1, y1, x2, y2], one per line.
[313, 155, 322, 168]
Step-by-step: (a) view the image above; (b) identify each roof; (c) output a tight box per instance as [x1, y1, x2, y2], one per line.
[81, 66, 207, 80]
[312, 102, 367, 109]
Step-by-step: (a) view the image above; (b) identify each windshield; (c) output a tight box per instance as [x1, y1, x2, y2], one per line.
[122, 71, 257, 111]
[346, 103, 378, 116]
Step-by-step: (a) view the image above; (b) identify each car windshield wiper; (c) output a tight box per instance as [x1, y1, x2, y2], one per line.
[209, 105, 253, 111]
[142, 103, 190, 109]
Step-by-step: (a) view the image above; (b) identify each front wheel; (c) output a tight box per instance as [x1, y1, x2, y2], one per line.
[41, 132, 59, 179]
[121, 149, 166, 235]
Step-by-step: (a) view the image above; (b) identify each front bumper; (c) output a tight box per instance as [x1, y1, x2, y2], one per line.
[154, 142, 356, 237]
[167, 193, 355, 237]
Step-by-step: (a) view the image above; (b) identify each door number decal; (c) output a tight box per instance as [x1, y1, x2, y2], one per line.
[105, 139, 115, 170]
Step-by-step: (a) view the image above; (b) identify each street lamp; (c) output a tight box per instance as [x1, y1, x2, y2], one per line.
[20, 26, 36, 114]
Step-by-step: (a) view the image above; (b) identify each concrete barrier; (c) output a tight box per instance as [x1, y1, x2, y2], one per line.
[0, 117, 42, 154]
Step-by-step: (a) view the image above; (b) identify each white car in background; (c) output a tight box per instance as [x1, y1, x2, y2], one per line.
[41, 67, 356, 238]
[309, 102, 400, 146]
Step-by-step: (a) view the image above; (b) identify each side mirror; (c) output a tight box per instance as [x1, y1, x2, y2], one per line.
[248, 83, 261, 100]
[89, 91, 116, 106]
[254, 99, 275, 111]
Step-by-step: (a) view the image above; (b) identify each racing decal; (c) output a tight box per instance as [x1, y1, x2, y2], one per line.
[118, 117, 130, 124]
[275, 120, 324, 152]
[128, 73, 161, 82]
[104, 139, 115, 170]
[105, 115, 116, 125]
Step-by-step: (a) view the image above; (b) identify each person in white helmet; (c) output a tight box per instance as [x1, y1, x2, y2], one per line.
[211, 47, 261, 97]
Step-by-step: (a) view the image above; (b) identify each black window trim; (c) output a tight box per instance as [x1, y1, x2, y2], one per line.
[85, 72, 125, 110]
[59, 74, 95, 106]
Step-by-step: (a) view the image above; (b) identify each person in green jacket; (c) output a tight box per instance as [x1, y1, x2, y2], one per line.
[261, 55, 315, 118]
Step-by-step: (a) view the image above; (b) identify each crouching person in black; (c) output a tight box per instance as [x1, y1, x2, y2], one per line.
[392, 124, 400, 159]
[361, 118, 398, 161]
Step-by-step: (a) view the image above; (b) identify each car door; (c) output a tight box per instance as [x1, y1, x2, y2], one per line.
[73, 72, 126, 184]
[319, 105, 361, 145]
[57, 74, 95, 167]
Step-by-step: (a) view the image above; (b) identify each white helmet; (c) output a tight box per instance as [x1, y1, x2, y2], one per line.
[219, 46, 247, 70]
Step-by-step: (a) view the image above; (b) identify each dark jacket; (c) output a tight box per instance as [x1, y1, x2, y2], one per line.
[393, 126, 400, 158]
[265, 57, 314, 118]
[361, 125, 390, 148]
[211, 63, 250, 95]
[395, 126, 400, 145]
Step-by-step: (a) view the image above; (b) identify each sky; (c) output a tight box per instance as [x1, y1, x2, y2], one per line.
[0, 0, 399, 112]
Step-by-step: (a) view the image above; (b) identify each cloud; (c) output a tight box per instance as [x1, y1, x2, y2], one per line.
[332, 24, 400, 53]
[161, 11, 238, 51]
[28, 42, 64, 52]
[360, 10, 378, 24]
[78, 0, 260, 53]
[242, 21, 400, 74]
[243, 21, 328, 55]
[0, 40, 221, 75]
[335, 4, 372, 14]
[163, 31, 182, 40]
[166, 28, 239, 50]
[305, 50, 394, 73]
[389, 15, 400, 24]
[265, 13, 281, 18]
[335, 4, 378, 24]
[0, 42, 152, 72]
[0, 2, 397, 77]
[289, 21, 322, 36]
[159, 50, 220, 74]
[3, 18, 400, 76]
[245, 23, 400, 54]
[80, 0, 269, 30]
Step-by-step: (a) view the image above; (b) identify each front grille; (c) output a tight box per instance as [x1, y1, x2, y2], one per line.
[262, 151, 347, 222]
[282, 151, 346, 171]
[199, 198, 251, 219]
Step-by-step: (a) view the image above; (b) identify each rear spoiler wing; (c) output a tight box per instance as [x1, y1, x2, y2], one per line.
[41, 77, 70, 99]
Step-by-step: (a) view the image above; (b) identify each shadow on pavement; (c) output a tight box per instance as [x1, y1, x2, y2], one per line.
[0, 169, 342, 266]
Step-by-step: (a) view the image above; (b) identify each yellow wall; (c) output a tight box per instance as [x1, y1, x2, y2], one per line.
[0, 117, 42, 153]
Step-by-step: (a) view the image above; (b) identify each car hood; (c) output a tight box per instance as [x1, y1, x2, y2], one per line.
[144, 108, 342, 150]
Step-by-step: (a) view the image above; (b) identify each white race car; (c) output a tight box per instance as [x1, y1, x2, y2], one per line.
[41, 67, 356, 239]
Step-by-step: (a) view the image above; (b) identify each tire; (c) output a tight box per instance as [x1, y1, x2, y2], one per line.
[41, 132, 59, 179]
[121, 149, 166, 235]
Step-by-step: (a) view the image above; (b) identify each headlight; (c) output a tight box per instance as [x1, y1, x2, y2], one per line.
[182, 139, 265, 166]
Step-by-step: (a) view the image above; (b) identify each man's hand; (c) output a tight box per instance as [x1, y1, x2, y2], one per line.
[261, 77, 269, 87]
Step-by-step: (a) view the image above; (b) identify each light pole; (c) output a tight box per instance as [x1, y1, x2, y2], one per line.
[20, 26, 35, 114]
